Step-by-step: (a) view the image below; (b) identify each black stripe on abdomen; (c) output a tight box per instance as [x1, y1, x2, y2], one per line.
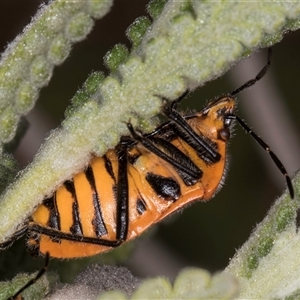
[85, 165, 108, 237]
[43, 195, 60, 231]
[64, 180, 83, 236]
[104, 155, 116, 182]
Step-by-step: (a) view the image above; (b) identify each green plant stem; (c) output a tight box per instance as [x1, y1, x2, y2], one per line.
[0, 0, 300, 271]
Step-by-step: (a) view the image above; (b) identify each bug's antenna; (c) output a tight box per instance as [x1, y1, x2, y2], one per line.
[230, 48, 272, 96]
[226, 48, 294, 199]
[225, 114, 294, 199]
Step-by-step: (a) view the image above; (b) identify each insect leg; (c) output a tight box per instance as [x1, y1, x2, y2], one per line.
[126, 123, 201, 180]
[163, 99, 221, 163]
[0, 225, 27, 250]
[226, 114, 294, 198]
[8, 252, 50, 300]
[114, 146, 129, 242]
[169, 90, 189, 110]
[29, 224, 124, 247]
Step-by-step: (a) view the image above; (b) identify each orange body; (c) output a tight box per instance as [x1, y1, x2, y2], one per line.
[26, 96, 235, 258]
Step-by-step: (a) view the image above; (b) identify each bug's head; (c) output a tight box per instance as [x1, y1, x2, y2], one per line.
[191, 96, 236, 142]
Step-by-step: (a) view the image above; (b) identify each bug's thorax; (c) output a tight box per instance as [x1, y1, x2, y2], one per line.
[189, 96, 235, 142]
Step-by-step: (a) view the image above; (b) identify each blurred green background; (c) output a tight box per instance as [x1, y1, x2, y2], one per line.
[0, 0, 299, 284]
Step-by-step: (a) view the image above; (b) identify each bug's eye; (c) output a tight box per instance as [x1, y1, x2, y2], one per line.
[218, 128, 230, 141]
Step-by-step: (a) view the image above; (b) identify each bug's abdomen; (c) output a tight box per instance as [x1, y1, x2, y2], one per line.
[28, 151, 120, 258]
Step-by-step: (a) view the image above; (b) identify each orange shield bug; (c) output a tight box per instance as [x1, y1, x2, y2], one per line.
[1, 49, 294, 271]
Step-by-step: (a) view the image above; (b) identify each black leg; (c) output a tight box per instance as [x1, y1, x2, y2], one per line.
[163, 99, 220, 163]
[155, 90, 189, 111]
[29, 224, 123, 247]
[115, 146, 129, 241]
[8, 252, 50, 300]
[126, 123, 201, 180]
[0, 225, 27, 250]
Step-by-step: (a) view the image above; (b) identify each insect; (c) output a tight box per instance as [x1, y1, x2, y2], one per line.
[1, 49, 294, 265]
